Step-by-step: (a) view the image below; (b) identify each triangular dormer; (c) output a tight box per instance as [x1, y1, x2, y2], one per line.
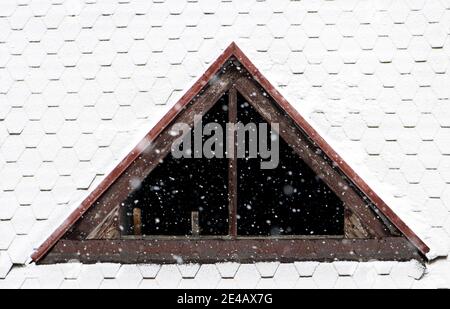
[32, 43, 429, 264]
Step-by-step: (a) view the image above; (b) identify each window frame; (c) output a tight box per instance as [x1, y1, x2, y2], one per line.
[32, 44, 428, 264]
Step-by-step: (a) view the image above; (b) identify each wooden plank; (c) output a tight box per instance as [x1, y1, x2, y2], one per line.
[345, 208, 371, 238]
[228, 87, 238, 237]
[133, 208, 142, 236]
[191, 211, 200, 236]
[39, 238, 422, 264]
[86, 206, 119, 240]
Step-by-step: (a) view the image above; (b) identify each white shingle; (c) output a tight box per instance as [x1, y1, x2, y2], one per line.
[390, 262, 416, 288]
[34, 264, 65, 289]
[336, 12, 359, 37]
[91, 148, 113, 175]
[112, 3, 134, 28]
[428, 49, 449, 74]
[0, 220, 15, 250]
[302, 13, 324, 38]
[294, 262, 319, 277]
[0, 164, 22, 193]
[0, 70, 13, 94]
[138, 264, 161, 279]
[164, 15, 186, 40]
[355, 24, 377, 50]
[303, 39, 325, 65]
[7, 82, 31, 108]
[371, 10, 393, 36]
[418, 142, 442, 169]
[52, 176, 76, 204]
[77, 265, 104, 289]
[216, 262, 240, 279]
[359, 74, 382, 100]
[421, 170, 445, 198]
[234, 264, 260, 289]
[146, 3, 169, 27]
[9, 5, 31, 31]
[0, 252, 13, 279]
[24, 95, 45, 123]
[99, 279, 119, 289]
[17, 149, 41, 177]
[216, 1, 237, 27]
[5, 108, 27, 134]
[93, 15, 115, 41]
[1, 135, 25, 163]
[11, 206, 35, 235]
[110, 28, 133, 54]
[23, 42, 46, 68]
[54, 148, 79, 176]
[31, 190, 57, 220]
[138, 279, 160, 289]
[362, 128, 385, 155]
[7, 235, 32, 264]
[267, 14, 290, 38]
[318, 0, 340, 25]
[155, 265, 182, 288]
[353, 264, 377, 289]
[42, 4, 65, 28]
[255, 262, 279, 279]
[15, 177, 39, 206]
[37, 134, 61, 162]
[64, 0, 83, 16]
[371, 261, 396, 275]
[372, 275, 398, 289]
[78, 3, 101, 29]
[112, 54, 135, 79]
[248, 0, 272, 25]
[177, 264, 200, 279]
[268, 39, 291, 64]
[333, 262, 358, 277]
[295, 277, 318, 289]
[116, 265, 143, 289]
[405, 11, 427, 36]
[312, 263, 338, 289]
[319, 26, 341, 52]
[250, 26, 276, 51]
[435, 129, 450, 155]
[426, 198, 448, 228]
[273, 263, 298, 288]
[334, 276, 358, 289]
[233, 14, 256, 39]
[423, 0, 445, 22]
[438, 156, 450, 183]
[409, 36, 431, 62]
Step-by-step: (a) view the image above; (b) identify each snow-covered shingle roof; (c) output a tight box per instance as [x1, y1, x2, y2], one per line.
[0, 0, 450, 288]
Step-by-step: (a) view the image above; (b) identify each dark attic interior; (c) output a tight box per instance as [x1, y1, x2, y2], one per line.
[122, 92, 344, 237]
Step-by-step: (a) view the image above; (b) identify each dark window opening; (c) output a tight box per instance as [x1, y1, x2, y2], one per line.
[122, 91, 344, 238]
[236, 94, 344, 236]
[122, 95, 230, 236]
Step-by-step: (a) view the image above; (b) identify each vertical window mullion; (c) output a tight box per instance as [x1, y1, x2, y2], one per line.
[228, 87, 238, 237]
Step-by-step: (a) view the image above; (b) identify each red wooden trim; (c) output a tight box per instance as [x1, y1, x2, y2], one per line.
[31, 42, 429, 262]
